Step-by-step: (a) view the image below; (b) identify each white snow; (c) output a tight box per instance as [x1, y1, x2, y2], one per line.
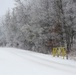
[0, 47, 76, 75]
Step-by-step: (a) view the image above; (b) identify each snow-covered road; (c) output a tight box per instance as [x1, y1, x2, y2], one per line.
[0, 48, 76, 75]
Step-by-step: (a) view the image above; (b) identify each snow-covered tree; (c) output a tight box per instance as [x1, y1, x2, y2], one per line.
[0, 0, 76, 54]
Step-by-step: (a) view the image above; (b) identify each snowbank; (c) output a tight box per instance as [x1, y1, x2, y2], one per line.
[0, 47, 76, 75]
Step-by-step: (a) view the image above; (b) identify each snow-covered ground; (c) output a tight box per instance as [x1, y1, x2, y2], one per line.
[0, 47, 76, 75]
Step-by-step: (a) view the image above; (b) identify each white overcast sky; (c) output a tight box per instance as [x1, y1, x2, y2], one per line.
[0, 0, 15, 17]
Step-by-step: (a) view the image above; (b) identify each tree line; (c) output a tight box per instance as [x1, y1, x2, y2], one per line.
[0, 0, 76, 54]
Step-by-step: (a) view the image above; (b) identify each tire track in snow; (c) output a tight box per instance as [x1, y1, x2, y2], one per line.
[6, 49, 76, 75]
[8, 48, 76, 68]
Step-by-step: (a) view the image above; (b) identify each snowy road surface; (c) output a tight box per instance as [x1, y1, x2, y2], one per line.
[0, 48, 76, 75]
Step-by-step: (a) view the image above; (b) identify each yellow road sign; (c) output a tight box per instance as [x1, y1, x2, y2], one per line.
[52, 47, 66, 59]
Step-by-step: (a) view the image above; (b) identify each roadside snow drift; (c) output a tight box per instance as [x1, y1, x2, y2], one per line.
[0, 48, 76, 75]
